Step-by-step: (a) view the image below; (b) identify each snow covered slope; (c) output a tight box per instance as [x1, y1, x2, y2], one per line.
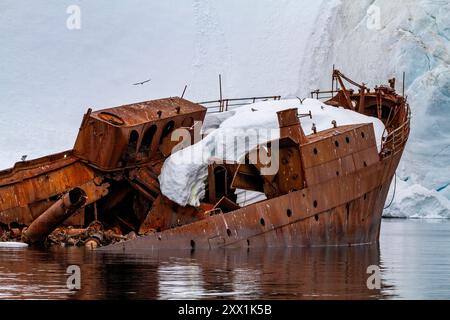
[1, 0, 449, 217]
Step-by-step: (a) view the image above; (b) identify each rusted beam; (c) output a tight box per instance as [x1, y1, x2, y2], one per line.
[277, 108, 308, 144]
[213, 196, 240, 213]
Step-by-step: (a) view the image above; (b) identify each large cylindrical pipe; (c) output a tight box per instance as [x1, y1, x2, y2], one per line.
[22, 188, 87, 244]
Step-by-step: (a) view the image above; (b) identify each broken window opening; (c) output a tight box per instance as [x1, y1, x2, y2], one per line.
[159, 120, 175, 144]
[139, 125, 157, 154]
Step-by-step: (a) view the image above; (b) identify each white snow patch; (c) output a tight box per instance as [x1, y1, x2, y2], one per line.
[0, 242, 28, 248]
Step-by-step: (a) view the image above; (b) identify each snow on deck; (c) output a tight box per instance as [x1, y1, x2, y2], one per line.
[159, 98, 385, 207]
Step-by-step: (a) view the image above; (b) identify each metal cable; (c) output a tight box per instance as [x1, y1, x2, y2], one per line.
[384, 172, 397, 209]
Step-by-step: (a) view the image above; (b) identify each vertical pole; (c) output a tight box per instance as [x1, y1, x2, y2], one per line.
[94, 202, 98, 221]
[331, 64, 335, 97]
[402, 72, 405, 97]
[219, 74, 223, 112]
[181, 85, 187, 99]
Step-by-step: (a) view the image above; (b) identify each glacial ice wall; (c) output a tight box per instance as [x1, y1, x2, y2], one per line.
[297, 0, 450, 218]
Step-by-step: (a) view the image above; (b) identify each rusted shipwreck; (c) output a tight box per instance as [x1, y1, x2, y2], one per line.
[0, 70, 410, 251]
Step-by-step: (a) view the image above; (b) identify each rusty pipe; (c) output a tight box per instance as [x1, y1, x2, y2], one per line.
[22, 188, 87, 244]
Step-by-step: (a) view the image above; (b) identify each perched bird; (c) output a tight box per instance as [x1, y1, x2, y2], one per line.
[296, 96, 306, 104]
[21, 155, 27, 161]
[321, 105, 325, 110]
[251, 108, 258, 112]
[132, 78, 151, 86]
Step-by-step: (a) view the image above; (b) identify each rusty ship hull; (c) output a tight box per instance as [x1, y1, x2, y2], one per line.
[102, 70, 410, 252]
[0, 70, 410, 251]
[101, 127, 403, 252]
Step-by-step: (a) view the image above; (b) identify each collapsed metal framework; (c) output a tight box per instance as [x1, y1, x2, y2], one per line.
[312, 69, 411, 158]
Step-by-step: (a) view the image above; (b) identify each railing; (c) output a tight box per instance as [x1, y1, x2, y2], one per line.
[380, 103, 411, 158]
[310, 89, 335, 100]
[198, 95, 281, 113]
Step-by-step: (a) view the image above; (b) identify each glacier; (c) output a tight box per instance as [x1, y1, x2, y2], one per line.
[0, 0, 449, 218]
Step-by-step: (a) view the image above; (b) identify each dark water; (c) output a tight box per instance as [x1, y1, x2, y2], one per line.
[1, 219, 450, 300]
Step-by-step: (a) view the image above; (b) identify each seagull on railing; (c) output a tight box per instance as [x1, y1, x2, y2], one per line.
[132, 78, 151, 86]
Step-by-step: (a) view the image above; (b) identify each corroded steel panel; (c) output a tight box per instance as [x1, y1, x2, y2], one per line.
[302, 137, 335, 168]
[304, 155, 354, 186]
[302, 123, 376, 171]
[101, 149, 399, 253]
[0, 151, 76, 187]
[73, 97, 207, 171]
[352, 146, 379, 170]
[0, 161, 96, 224]
[276, 146, 304, 193]
[91, 97, 206, 127]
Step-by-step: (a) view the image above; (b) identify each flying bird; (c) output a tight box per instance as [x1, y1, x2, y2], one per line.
[132, 78, 151, 86]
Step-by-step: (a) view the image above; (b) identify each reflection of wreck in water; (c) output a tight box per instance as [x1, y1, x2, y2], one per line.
[0, 70, 410, 250]
[0, 245, 388, 299]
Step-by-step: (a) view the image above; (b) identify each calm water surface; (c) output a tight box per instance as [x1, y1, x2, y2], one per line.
[1, 219, 449, 299]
